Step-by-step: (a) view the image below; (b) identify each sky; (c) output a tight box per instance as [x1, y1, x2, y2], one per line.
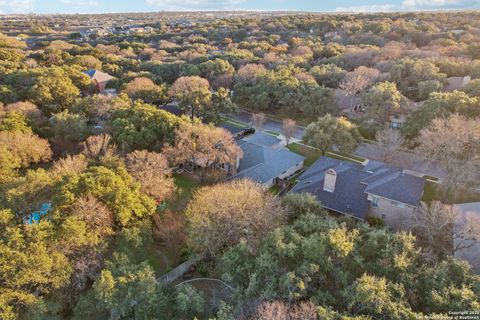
[1, 0, 480, 14]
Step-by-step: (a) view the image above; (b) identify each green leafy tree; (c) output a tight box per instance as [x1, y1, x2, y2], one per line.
[50, 110, 90, 142]
[402, 91, 480, 139]
[55, 166, 156, 226]
[309, 64, 347, 88]
[0, 111, 32, 134]
[92, 253, 164, 319]
[109, 99, 184, 152]
[303, 114, 361, 154]
[169, 76, 212, 120]
[362, 81, 406, 123]
[30, 67, 80, 114]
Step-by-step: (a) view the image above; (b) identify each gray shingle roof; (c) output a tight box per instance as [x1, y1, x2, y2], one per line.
[242, 132, 281, 147]
[291, 157, 425, 219]
[231, 141, 305, 185]
[291, 157, 371, 219]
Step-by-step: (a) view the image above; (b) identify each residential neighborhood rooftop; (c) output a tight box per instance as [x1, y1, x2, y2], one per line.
[231, 139, 305, 186]
[291, 156, 425, 220]
[242, 131, 282, 147]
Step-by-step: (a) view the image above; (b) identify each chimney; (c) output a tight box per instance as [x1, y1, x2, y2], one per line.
[324, 168, 337, 192]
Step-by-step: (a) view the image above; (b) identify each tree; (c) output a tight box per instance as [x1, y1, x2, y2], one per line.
[417, 80, 442, 101]
[411, 202, 457, 262]
[110, 100, 184, 152]
[185, 179, 286, 255]
[362, 81, 406, 123]
[122, 77, 168, 104]
[50, 154, 88, 179]
[92, 253, 161, 319]
[389, 58, 446, 100]
[402, 91, 480, 140]
[81, 134, 115, 160]
[55, 166, 156, 226]
[309, 64, 346, 88]
[30, 67, 80, 114]
[282, 118, 297, 145]
[0, 144, 21, 183]
[251, 112, 265, 131]
[0, 111, 32, 134]
[346, 273, 415, 319]
[416, 114, 480, 194]
[0, 131, 52, 167]
[169, 76, 211, 120]
[126, 150, 175, 203]
[339, 68, 378, 109]
[164, 122, 242, 181]
[50, 110, 90, 142]
[375, 126, 405, 165]
[303, 114, 361, 154]
[0, 217, 72, 320]
[2, 101, 47, 131]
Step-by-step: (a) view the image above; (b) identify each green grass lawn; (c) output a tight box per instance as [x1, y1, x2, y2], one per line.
[287, 143, 323, 167]
[168, 173, 200, 212]
[421, 180, 440, 203]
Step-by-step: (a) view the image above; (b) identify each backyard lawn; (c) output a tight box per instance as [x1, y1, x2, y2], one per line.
[169, 173, 200, 212]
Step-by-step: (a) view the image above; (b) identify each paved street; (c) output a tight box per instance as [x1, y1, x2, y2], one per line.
[228, 109, 306, 139]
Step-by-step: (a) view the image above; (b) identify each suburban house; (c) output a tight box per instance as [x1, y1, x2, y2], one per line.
[84, 69, 115, 94]
[453, 203, 480, 273]
[241, 131, 285, 148]
[290, 156, 425, 228]
[229, 133, 305, 188]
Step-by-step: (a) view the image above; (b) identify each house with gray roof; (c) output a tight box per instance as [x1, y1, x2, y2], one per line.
[242, 131, 284, 148]
[229, 136, 305, 188]
[291, 156, 425, 228]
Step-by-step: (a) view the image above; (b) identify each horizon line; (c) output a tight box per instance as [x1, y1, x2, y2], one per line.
[1, 8, 480, 16]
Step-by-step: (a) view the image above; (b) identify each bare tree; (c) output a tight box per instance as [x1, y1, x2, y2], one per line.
[339, 74, 370, 110]
[51, 154, 88, 178]
[81, 134, 115, 160]
[251, 112, 266, 131]
[411, 201, 457, 262]
[375, 126, 405, 164]
[282, 119, 297, 145]
[164, 122, 243, 181]
[454, 210, 480, 253]
[417, 114, 480, 195]
[255, 301, 289, 320]
[125, 150, 176, 202]
[69, 195, 114, 238]
[185, 179, 286, 255]
[254, 301, 317, 320]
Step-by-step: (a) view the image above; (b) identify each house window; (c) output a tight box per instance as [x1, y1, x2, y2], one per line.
[371, 196, 379, 208]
